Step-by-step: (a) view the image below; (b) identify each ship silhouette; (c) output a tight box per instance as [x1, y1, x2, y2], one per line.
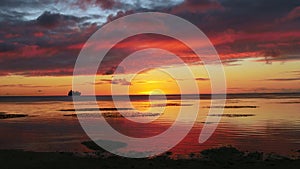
[68, 90, 81, 96]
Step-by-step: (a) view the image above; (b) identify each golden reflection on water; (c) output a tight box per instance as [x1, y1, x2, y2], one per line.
[0, 97, 299, 156]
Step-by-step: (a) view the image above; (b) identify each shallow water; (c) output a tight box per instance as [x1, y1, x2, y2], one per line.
[0, 94, 299, 157]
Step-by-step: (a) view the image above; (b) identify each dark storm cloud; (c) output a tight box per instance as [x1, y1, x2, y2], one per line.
[173, 0, 300, 63]
[0, 10, 99, 76]
[36, 11, 84, 28]
[189, 0, 300, 32]
[0, 0, 53, 8]
[0, 0, 56, 21]
[0, 0, 299, 76]
[105, 0, 300, 63]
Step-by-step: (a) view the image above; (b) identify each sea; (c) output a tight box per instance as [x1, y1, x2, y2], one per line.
[0, 93, 299, 158]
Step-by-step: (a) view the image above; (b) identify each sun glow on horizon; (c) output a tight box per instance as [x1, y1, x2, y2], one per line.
[0, 59, 299, 96]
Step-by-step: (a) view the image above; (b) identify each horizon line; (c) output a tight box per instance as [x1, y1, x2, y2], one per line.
[1, 92, 300, 97]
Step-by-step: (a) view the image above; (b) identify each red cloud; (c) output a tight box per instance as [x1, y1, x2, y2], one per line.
[0, 45, 58, 59]
[5, 33, 20, 39]
[34, 32, 44, 37]
[0, 0, 300, 77]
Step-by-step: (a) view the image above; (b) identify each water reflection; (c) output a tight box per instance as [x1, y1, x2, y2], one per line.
[0, 95, 299, 157]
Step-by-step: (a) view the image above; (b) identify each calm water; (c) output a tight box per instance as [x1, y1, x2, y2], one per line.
[0, 94, 299, 157]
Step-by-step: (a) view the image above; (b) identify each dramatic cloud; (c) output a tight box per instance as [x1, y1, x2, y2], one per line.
[0, 0, 299, 76]
[0, 10, 99, 76]
[172, 0, 300, 63]
[36, 11, 84, 28]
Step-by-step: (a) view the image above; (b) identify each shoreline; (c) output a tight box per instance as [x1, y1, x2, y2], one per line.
[0, 146, 299, 169]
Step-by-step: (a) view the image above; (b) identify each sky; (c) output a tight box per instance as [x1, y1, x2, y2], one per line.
[0, 0, 299, 95]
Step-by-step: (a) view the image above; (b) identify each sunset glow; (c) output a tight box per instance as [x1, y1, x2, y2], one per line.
[0, 1, 300, 167]
[0, 0, 299, 96]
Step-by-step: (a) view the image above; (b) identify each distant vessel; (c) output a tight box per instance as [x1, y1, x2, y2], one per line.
[68, 90, 81, 96]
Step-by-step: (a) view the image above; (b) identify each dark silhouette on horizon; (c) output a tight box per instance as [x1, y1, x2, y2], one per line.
[68, 90, 81, 96]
